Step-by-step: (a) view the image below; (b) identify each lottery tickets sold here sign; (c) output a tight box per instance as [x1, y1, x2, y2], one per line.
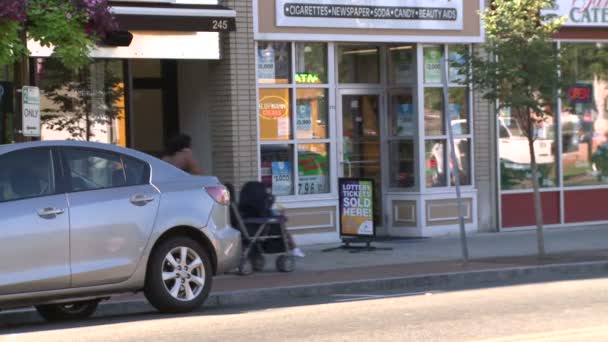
[339, 178, 375, 237]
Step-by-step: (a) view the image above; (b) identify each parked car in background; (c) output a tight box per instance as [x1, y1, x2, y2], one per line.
[499, 117, 554, 166]
[0, 141, 240, 321]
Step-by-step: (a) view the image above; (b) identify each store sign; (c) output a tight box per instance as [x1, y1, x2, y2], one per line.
[396, 103, 414, 136]
[272, 162, 293, 195]
[22, 86, 41, 137]
[424, 47, 442, 84]
[298, 151, 328, 194]
[543, 0, 608, 26]
[259, 95, 289, 118]
[568, 84, 593, 103]
[258, 47, 276, 80]
[295, 73, 321, 84]
[339, 178, 375, 237]
[276, 0, 463, 30]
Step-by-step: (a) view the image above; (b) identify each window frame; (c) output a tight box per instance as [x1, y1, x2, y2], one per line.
[0, 147, 63, 203]
[59, 147, 151, 193]
[420, 44, 474, 191]
[257, 41, 336, 199]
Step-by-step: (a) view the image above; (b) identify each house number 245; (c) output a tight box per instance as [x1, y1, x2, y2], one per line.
[212, 20, 229, 30]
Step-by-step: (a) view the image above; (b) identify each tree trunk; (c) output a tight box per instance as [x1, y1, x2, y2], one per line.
[13, 28, 29, 143]
[528, 131, 546, 257]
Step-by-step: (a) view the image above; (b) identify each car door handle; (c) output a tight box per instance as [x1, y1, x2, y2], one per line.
[37, 207, 65, 218]
[130, 194, 155, 206]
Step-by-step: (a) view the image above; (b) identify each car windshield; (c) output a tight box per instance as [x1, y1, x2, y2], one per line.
[501, 117, 524, 137]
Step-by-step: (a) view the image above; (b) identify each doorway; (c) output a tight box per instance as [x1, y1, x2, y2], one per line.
[129, 59, 179, 157]
[339, 89, 385, 229]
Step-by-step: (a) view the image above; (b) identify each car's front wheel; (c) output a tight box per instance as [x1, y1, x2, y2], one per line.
[35, 299, 99, 322]
[145, 236, 213, 314]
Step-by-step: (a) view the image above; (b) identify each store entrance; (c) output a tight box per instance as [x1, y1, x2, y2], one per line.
[339, 90, 385, 229]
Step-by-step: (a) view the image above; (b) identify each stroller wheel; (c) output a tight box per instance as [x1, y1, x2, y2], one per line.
[237, 258, 253, 276]
[251, 251, 266, 272]
[275, 255, 295, 273]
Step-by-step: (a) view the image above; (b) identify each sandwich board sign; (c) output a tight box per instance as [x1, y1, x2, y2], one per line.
[339, 178, 375, 237]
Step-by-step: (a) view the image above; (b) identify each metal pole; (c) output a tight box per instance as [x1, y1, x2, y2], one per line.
[441, 56, 469, 263]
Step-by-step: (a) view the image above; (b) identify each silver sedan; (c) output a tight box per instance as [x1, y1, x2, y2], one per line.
[0, 141, 241, 321]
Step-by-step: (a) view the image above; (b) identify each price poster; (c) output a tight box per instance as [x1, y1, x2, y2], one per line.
[272, 161, 292, 195]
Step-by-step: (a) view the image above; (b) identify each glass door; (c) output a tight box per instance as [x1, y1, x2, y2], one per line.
[339, 90, 384, 227]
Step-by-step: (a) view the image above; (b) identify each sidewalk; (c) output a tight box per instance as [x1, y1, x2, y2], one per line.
[3, 225, 608, 326]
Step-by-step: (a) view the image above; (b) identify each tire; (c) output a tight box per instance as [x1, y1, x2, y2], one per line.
[145, 236, 213, 314]
[35, 299, 99, 322]
[275, 255, 295, 273]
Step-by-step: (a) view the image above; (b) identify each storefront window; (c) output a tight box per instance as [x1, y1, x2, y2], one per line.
[561, 43, 608, 186]
[426, 140, 446, 188]
[298, 144, 330, 195]
[390, 92, 415, 137]
[423, 45, 472, 189]
[259, 88, 292, 141]
[448, 45, 468, 84]
[452, 139, 472, 186]
[295, 43, 327, 84]
[498, 108, 558, 190]
[261, 144, 294, 196]
[258, 42, 332, 197]
[389, 45, 415, 85]
[296, 89, 328, 139]
[424, 88, 443, 136]
[257, 42, 291, 84]
[35, 58, 126, 145]
[449, 88, 469, 135]
[388, 90, 416, 189]
[389, 140, 415, 188]
[338, 45, 380, 84]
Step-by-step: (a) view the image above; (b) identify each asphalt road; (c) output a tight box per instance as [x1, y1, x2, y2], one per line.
[3, 278, 608, 341]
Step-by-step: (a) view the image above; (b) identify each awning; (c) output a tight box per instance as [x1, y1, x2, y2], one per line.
[110, 2, 237, 32]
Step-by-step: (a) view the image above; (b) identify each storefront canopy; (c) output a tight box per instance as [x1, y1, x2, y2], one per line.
[110, 1, 236, 32]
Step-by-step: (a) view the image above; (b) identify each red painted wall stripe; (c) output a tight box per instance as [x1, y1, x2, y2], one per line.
[565, 189, 608, 223]
[502, 192, 560, 228]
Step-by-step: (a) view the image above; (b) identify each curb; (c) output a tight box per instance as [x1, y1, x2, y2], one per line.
[3, 260, 608, 326]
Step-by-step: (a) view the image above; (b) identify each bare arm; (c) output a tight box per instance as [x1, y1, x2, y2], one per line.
[183, 149, 204, 175]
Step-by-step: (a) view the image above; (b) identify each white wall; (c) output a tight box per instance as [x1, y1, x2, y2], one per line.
[177, 60, 213, 174]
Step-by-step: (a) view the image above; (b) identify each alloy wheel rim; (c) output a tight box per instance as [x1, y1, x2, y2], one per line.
[162, 247, 206, 302]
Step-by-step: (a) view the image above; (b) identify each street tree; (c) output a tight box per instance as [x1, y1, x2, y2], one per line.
[0, 0, 116, 69]
[0, 0, 116, 141]
[459, 0, 565, 256]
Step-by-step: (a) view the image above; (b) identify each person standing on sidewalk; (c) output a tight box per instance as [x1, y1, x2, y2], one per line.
[162, 134, 204, 175]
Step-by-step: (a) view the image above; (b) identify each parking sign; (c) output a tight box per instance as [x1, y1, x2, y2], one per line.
[22, 86, 41, 137]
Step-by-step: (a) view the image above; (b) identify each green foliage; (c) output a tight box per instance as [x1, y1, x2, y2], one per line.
[26, 0, 94, 70]
[462, 0, 566, 139]
[0, 20, 26, 67]
[0, 0, 103, 71]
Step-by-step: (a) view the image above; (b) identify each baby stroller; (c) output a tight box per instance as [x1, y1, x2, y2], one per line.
[226, 181, 296, 275]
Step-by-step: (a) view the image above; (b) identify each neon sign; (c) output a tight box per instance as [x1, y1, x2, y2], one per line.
[295, 73, 322, 84]
[568, 84, 592, 103]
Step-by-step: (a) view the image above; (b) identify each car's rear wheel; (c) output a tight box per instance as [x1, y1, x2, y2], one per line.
[35, 299, 99, 322]
[145, 236, 212, 314]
